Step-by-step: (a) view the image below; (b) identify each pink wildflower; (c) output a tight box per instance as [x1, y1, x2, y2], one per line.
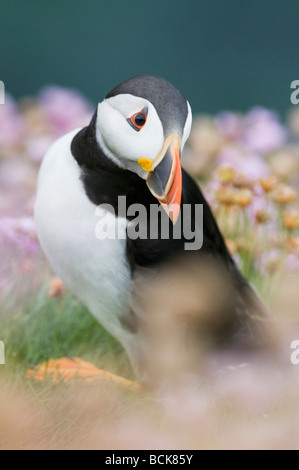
[0, 217, 39, 256]
[38, 86, 93, 136]
[242, 107, 287, 155]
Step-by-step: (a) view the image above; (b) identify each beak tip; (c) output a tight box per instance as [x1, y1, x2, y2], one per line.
[161, 202, 181, 225]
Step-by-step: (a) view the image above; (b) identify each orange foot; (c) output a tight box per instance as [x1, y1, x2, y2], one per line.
[26, 357, 141, 392]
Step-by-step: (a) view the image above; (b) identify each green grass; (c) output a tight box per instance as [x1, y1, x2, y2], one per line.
[0, 261, 271, 382]
[0, 282, 133, 380]
[0, 283, 146, 449]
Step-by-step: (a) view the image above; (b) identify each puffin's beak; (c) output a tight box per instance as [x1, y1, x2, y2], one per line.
[139, 134, 182, 224]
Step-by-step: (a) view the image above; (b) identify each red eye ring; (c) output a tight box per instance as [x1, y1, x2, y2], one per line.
[127, 106, 148, 132]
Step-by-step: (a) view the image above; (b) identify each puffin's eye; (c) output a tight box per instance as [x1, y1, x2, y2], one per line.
[127, 107, 148, 132]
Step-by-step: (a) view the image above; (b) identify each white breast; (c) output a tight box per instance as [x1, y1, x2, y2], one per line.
[35, 129, 134, 348]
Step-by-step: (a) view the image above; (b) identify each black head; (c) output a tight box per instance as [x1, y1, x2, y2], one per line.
[106, 75, 189, 136]
[72, 75, 192, 223]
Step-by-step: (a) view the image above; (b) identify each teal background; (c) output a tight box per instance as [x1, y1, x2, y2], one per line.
[1, 0, 298, 113]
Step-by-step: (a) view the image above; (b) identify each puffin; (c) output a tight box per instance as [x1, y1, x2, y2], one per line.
[35, 75, 271, 387]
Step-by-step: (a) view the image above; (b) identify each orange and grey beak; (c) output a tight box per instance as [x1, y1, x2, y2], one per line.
[138, 134, 182, 224]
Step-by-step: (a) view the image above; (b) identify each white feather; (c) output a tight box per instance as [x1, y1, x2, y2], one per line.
[97, 94, 164, 178]
[35, 129, 137, 354]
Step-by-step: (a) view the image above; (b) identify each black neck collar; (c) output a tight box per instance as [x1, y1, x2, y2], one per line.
[70, 112, 156, 212]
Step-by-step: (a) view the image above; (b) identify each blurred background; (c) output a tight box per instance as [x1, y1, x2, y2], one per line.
[1, 0, 299, 450]
[1, 0, 299, 113]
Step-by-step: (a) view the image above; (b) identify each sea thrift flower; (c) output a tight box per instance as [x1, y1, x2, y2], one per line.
[216, 166, 236, 184]
[0, 217, 39, 256]
[217, 144, 245, 169]
[47, 277, 66, 298]
[38, 86, 93, 136]
[215, 187, 253, 207]
[259, 176, 277, 193]
[216, 165, 253, 188]
[242, 107, 287, 155]
[246, 194, 271, 227]
[26, 136, 55, 163]
[282, 210, 299, 230]
[215, 187, 236, 206]
[20, 258, 36, 274]
[233, 189, 254, 207]
[269, 184, 297, 205]
[237, 154, 269, 180]
[215, 111, 243, 140]
[217, 146, 268, 180]
[233, 172, 254, 189]
[0, 94, 25, 148]
[285, 237, 299, 253]
[255, 210, 270, 224]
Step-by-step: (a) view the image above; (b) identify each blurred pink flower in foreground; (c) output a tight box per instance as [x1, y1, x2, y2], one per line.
[0, 94, 25, 147]
[0, 216, 39, 256]
[38, 86, 93, 136]
[242, 107, 288, 155]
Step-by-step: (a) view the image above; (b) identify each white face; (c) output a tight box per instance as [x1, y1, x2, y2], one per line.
[96, 93, 192, 179]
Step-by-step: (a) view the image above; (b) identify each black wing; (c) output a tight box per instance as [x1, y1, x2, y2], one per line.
[181, 171, 271, 345]
[127, 169, 271, 350]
